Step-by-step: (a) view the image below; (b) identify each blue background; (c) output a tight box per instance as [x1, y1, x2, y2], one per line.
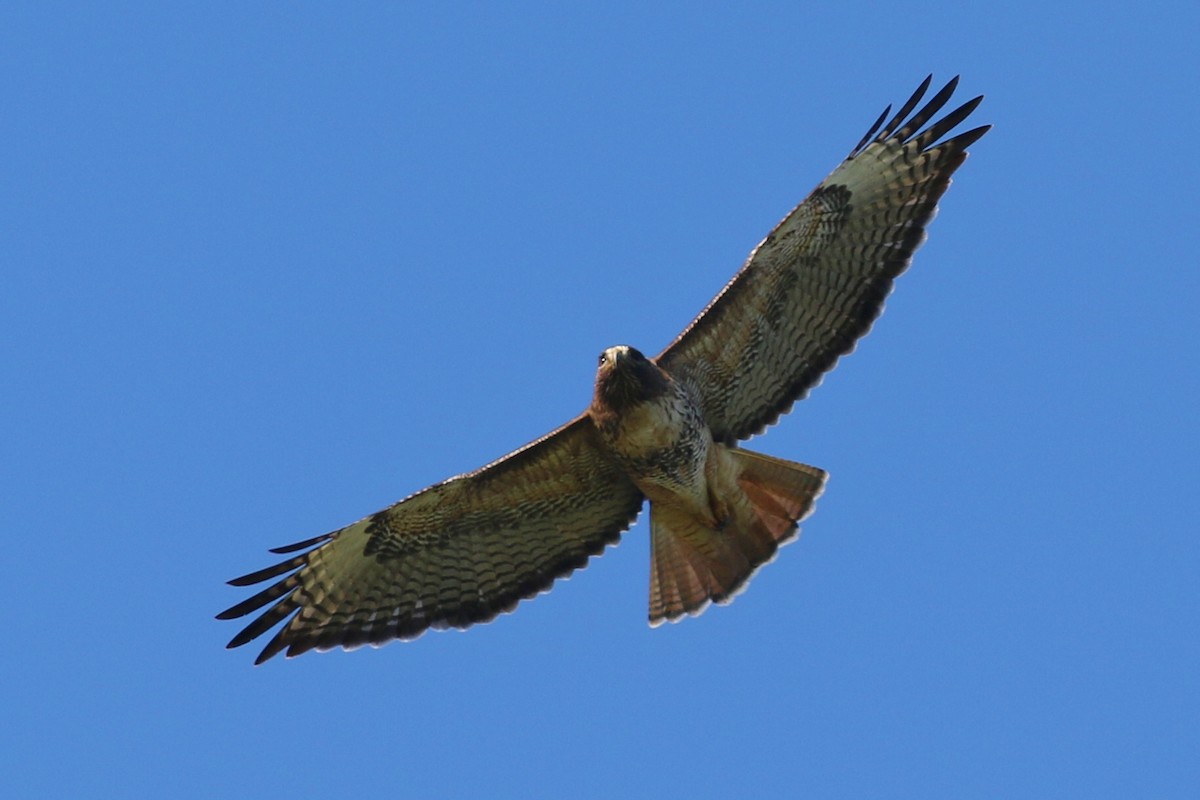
[3, 3, 1196, 797]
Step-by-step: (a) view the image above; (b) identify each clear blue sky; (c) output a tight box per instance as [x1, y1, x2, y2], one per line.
[3, 3, 1197, 798]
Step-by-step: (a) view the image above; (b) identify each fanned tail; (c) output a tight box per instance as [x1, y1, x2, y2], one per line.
[648, 448, 827, 625]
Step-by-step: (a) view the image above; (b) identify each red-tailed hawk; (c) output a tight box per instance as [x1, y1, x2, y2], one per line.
[219, 76, 988, 663]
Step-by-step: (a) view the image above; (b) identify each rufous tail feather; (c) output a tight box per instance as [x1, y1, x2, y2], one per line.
[648, 448, 827, 625]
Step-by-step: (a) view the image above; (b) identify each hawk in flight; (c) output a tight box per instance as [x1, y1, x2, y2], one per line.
[219, 76, 989, 663]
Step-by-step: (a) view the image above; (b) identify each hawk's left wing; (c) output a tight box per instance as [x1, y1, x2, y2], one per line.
[217, 416, 644, 663]
[656, 76, 989, 443]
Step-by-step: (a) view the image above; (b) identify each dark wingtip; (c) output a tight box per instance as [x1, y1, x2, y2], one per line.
[225, 604, 293, 656]
[227, 572, 267, 588]
[850, 104, 891, 158]
[894, 76, 959, 142]
[254, 628, 296, 664]
[947, 123, 992, 151]
[874, 74, 933, 143]
[850, 75, 981, 159]
[269, 532, 333, 554]
[225, 628, 257, 650]
[226, 551, 308, 587]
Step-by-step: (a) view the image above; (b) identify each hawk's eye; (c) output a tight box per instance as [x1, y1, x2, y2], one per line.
[598, 352, 607, 366]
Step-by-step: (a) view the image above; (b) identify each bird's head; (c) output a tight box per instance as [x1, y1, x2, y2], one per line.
[591, 345, 669, 416]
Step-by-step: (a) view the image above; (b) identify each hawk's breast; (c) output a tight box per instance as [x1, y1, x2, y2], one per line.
[600, 377, 712, 508]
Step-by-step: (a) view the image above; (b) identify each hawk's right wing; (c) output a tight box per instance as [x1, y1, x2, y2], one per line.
[217, 415, 644, 663]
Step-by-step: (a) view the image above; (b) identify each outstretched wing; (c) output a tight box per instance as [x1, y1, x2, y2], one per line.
[656, 76, 989, 443]
[217, 416, 644, 663]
